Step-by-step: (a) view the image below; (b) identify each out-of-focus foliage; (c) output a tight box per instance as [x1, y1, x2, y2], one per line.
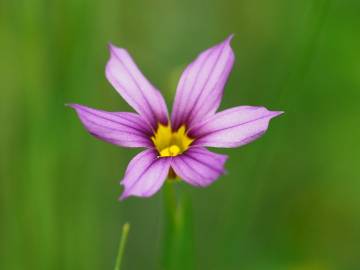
[1, 0, 359, 269]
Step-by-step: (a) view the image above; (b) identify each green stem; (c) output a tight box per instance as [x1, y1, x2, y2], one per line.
[163, 181, 194, 270]
[114, 223, 130, 270]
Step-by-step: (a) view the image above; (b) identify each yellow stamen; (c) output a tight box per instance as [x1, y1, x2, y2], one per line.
[151, 123, 193, 157]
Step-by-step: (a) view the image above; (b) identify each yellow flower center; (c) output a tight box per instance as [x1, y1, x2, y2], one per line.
[151, 124, 194, 157]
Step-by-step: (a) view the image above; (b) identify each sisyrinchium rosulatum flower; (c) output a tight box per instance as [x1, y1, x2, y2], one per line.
[69, 35, 283, 200]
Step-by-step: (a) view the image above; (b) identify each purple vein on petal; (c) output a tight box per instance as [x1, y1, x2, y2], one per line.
[69, 104, 152, 148]
[182, 36, 232, 127]
[108, 45, 158, 124]
[171, 46, 215, 130]
[171, 147, 228, 187]
[106, 44, 169, 128]
[73, 104, 152, 135]
[190, 106, 283, 148]
[172, 156, 213, 187]
[120, 150, 170, 199]
[171, 35, 235, 130]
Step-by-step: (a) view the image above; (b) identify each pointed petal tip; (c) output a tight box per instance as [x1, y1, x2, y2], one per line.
[119, 184, 130, 201]
[272, 110, 285, 118]
[118, 189, 156, 201]
[107, 42, 116, 52]
[107, 43, 126, 58]
[119, 192, 128, 201]
[220, 34, 235, 48]
[107, 42, 129, 56]
[220, 34, 234, 47]
[226, 34, 235, 42]
[66, 103, 80, 110]
[66, 103, 87, 111]
[107, 43, 118, 60]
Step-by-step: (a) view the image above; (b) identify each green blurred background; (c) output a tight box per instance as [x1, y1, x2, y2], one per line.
[1, 0, 360, 269]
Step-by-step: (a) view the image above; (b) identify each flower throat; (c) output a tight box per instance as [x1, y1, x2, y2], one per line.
[151, 124, 193, 157]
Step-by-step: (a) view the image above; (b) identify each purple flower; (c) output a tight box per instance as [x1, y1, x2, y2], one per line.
[69, 35, 283, 200]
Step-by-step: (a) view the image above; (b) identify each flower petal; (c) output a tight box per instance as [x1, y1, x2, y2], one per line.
[171, 147, 228, 187]
[171, 35, 235, 130]
[106, 44, 169, 128]
[69, 104, 153, 148]
[120, 149, 171, 200]
[190, 106, 283, 148]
